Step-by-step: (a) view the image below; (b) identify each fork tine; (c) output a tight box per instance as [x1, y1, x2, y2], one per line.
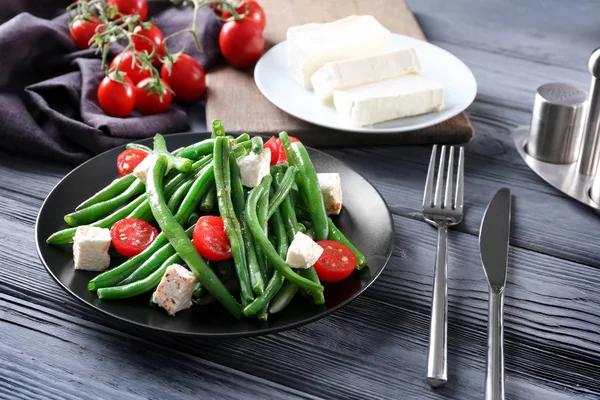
[423, 145, 437, 208]
[444, 147, 455, 209]
[434, 146, 446, 207]
[455, 147, 465, 210]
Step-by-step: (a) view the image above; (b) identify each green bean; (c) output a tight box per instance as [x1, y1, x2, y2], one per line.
[214, 137, 253, 306]
[328, 217, 367, 269]
[297, 222, 307, 233]
[200, 185, 216, 212]
[146, 154, 242, 319]
[242, 216, 264, 296]
[153, 133, 193, 173]
[269, 280, 299, 314]
[234, 133, 250, 143]
[47, 194, 147, 244]
[126, 143, 152, 152]
[279, 132, 328, 240]
[246, 176, 323, 293]
[267, 166, 297, 219]
[75, 174, 137, 211]
[118, 225, 195, 286]
[187, 211, 200, 227]
[251, 136, 263, 154]
[173, 164, 215, 225]
[167, 179, 194, 213]
[64, 179, 145, 226]
[305, 227, 315, 240]
[97, 252, 182, 300]
[228, 153, 245, 219]
[211, 119, 226, 138]
[192, 282, 203, 299]
[178, 138, 216, 160]
[255, 185, 270, 278]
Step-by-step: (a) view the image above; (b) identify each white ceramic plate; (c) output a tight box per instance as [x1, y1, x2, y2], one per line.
[254, 34, 477, 133]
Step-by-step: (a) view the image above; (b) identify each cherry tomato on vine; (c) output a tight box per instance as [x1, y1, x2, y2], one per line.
[97, 75, 136, 117]
[135, 78, 173, 115]
[219, 18, 264, 68]
[222, 1, 266, 31]
[108, 0, 148, 21]
[110, 218, 158, 257]
[116, 149, 148, 176]
[132, 24, 165, 62]
[193, 216, 232, 261]
[109, 50, 151, 84]
[160, 54, 206, 103]
[313, 240, 357, 283]
[69, 17, 103, 49]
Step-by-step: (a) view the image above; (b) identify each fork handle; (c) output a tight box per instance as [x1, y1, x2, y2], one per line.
[426, 225, 448, 388]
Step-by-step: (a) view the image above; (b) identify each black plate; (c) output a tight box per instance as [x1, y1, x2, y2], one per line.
[35, 133, 394, 337]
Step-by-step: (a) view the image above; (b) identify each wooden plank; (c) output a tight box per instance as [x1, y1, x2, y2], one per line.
[205, 0, 473, 146]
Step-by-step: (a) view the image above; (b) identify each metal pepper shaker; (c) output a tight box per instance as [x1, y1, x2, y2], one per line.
[577, 48, 600, 176]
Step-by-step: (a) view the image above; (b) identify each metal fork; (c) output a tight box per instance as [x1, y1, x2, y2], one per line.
[422, 145, 465, 388]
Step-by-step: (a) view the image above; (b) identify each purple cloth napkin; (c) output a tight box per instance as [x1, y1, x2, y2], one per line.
[0, 1, 222, 164]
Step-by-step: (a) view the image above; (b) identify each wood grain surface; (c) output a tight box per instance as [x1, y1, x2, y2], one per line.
[205, 0, 474, 146]
[2, 1, 600, 399]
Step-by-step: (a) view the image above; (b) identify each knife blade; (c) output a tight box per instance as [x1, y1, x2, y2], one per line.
[479, 188, 511, 290]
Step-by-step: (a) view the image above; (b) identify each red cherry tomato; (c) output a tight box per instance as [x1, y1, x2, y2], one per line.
[263, 136, 300, 165]
[109, 50, 152, 84]
[110, 218, 158, 257]
[222, 1, 266, 31]
[160, 54, 206, 103]
[135, 78, 173, 115]
[97, 75, 136, 117]
[116, 149, 148, 176]
[69, 17, 103, 49]
[219, 18, 264, 68]
[108, 0, 148, 21]
[313, 240, 357, 283]
[132, 24, 165, 62]
[193, 216, 232, 261]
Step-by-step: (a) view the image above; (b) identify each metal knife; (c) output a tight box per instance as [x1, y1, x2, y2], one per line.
[479, 188, 512, 400]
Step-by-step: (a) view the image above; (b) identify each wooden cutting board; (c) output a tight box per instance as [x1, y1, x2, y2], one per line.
[205, 0, 474, 146]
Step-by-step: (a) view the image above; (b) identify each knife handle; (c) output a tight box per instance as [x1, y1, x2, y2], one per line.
[485, 288, 505, 400]
[426, 225, 448, 388]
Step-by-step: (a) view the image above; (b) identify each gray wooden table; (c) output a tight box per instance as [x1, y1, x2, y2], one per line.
[2, 1, 600, 399]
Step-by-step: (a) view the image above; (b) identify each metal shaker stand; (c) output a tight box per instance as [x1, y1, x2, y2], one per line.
[512, 48, 600, 210]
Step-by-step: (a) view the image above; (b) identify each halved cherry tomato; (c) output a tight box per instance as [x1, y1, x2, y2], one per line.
[135, 78, 173, 115]
[108, 0, 148, 21]
[219, 18, 264, 68]
[132, 23, 165, 62]
[222, 1, 266, 31]
[313, 240, 357, 283]
[116, 149, 148, 176]
[97, 75, 136, 117]
[110, 50, 152, 84]
[70, 17, 103, 49]
[193, 216, 232, 261]
[160, 54, 206, 103]
[263, 135, 300, 165]
[110, 218, 158, 257]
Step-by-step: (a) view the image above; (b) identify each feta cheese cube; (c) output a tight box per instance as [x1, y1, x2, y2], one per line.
[73, 226, 111, 271]
[285, 232, 324, 269]
[237, 148, 271, 188]
[152, 264, 198, 316]
[333, 74, 444, 127]
[311, 48, 421, 103]
[287, 15, 391, 89]
[132, 153, 156, 183]
[317, 173, 343, 215]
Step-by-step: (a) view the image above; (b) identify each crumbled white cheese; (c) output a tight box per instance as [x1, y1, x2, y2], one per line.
[317, 173, 342, 215]
[152, 264, 198, 316]
[287, 15, 391, 89]
[132, 153, 156, 183]
[73, 226, 111, 271]
[237, 148, 271, 188]
[285, 232, 324, 269]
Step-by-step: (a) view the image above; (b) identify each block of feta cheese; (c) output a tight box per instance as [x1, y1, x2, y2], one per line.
[317, 173, 342, 215]
[133, 153, 172, 183]
[152, 264, 198, 316]
[237, 148, 271, 188]
[73, 226, 111, 271]
[311, 48, 421, 102]
[333, 74, 444, 127]
[287, 15, 391, 89]
[285, 232, 324, 269]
